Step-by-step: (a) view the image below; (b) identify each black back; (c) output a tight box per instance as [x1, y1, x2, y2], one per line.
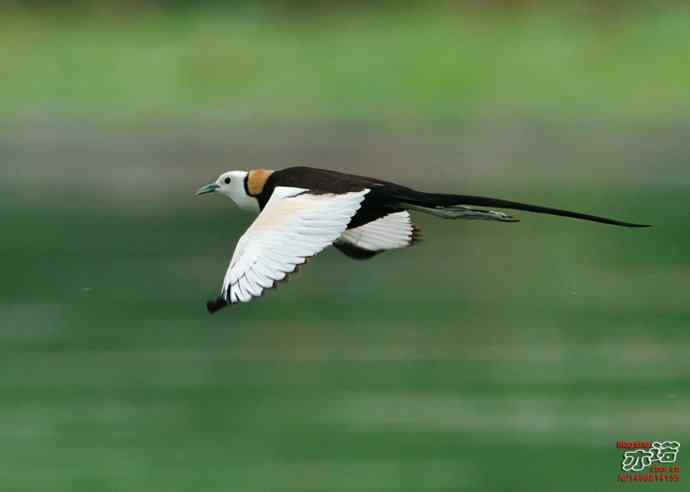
[257, 167, 406, 228]
[257, 166, 649, 229]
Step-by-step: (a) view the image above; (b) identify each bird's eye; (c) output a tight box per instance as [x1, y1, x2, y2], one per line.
[224, 177, 231, 184]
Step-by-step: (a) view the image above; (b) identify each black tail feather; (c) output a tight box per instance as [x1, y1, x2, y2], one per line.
[401, 191, 650, 228]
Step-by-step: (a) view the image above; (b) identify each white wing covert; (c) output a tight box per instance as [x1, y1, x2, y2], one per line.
[338, 210, 417, 251]
[221, 186, 369, 304]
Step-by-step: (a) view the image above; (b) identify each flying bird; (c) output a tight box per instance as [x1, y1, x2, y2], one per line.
[196, 166, 649, 313]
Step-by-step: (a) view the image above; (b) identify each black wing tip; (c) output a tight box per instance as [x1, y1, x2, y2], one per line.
[206, 297, 228, 314]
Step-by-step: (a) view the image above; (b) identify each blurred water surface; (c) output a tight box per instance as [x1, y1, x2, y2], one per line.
[3, 2, 690, 490]
[1, 121, 688, 491]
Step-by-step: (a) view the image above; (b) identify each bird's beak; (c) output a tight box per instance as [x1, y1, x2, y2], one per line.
[195, 183, 219, 196]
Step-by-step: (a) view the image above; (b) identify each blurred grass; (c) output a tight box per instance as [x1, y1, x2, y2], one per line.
[2, 4, 690, 491]
[2, 6, 690, 125]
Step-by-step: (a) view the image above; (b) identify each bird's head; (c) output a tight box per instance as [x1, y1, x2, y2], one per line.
[196, 169, 273, 212]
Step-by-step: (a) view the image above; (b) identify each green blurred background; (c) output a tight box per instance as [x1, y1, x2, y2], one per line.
[1, 2, 688, 491]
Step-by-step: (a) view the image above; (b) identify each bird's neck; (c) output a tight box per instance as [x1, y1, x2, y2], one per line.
[233, 194, 261, 213]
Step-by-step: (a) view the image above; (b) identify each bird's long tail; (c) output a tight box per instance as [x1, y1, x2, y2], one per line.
[397, 191, 650, 227]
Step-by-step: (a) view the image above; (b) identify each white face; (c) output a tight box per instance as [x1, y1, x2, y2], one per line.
[197, 170, 260, 212]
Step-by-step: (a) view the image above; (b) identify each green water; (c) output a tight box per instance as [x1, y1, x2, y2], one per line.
[1, 124, 688, 491]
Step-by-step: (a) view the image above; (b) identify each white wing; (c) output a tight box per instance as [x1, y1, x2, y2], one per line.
[337, 211, 418, 251]
[221, 186, 369, 304]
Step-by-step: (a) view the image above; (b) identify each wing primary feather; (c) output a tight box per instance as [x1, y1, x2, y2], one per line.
[210, 188, 369, 311]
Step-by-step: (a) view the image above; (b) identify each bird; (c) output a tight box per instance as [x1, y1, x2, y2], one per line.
[196, 166, 649, 313]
